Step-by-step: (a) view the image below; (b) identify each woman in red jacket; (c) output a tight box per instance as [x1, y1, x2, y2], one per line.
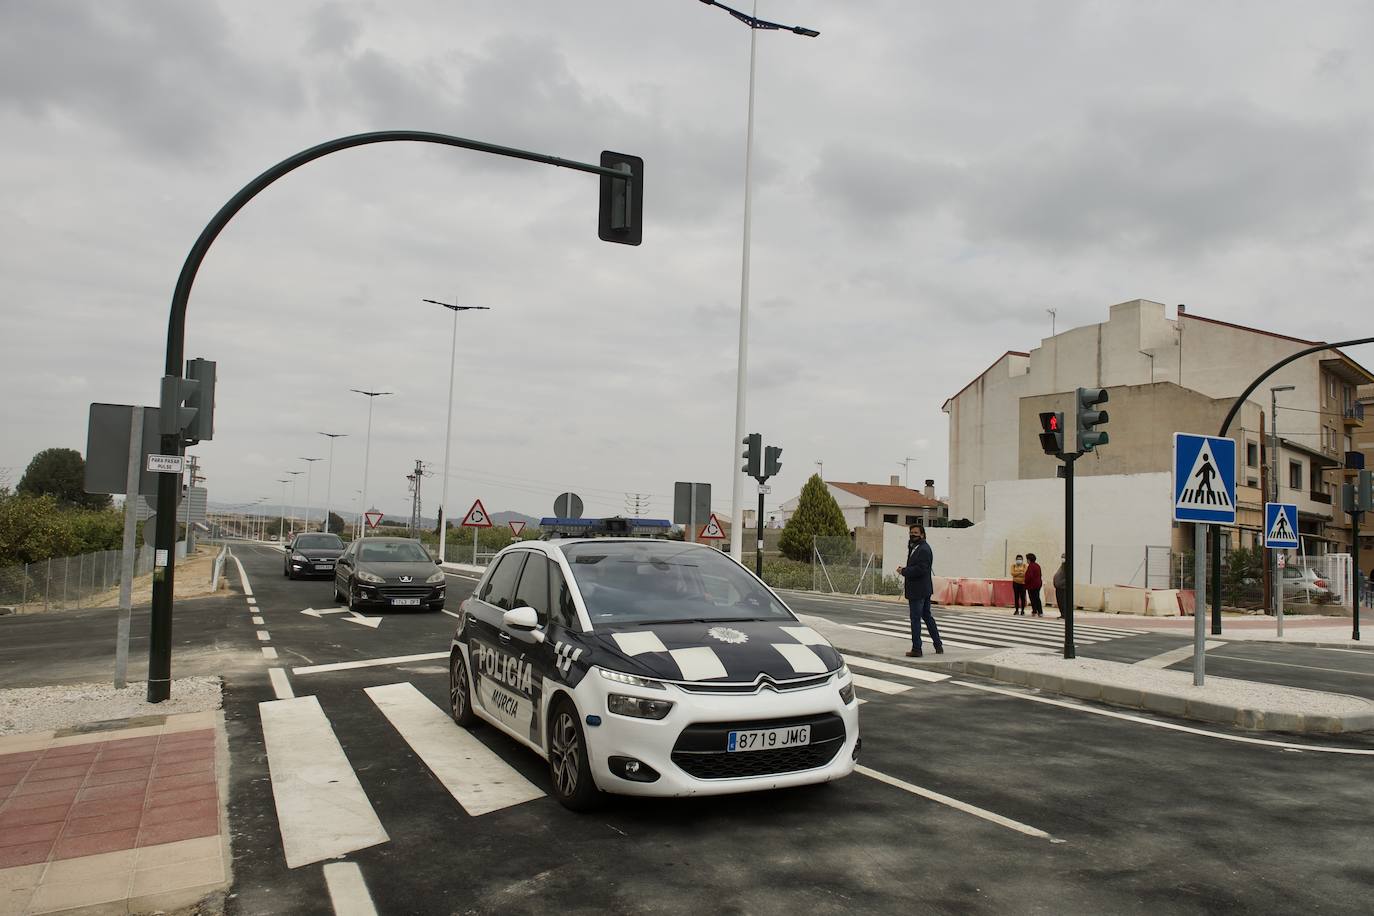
[1023, 553, 1044, 617]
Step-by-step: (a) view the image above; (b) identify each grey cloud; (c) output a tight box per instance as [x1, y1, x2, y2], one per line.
[810, 146, 964, 228]
[0, 1, 305, 160]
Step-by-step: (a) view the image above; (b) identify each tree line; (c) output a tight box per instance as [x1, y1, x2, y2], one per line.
[1, 448, 124, 567]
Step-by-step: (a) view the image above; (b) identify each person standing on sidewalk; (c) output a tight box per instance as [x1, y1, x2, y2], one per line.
[1053, 554, 1068, 619]
[1024, 552, 1044, 617]
[1010, 554, 1028, 615]
[897, 525, 943, 657]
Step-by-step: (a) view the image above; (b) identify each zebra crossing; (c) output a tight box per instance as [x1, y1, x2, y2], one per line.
[259, 658, 942, 868]
[842, 612, 1145, 651]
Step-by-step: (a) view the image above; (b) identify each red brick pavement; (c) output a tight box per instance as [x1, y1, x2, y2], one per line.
[0, 729, 220, 868]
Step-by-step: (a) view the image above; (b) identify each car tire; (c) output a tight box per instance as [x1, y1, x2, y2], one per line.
[346, 582, 360, 614]
[333, 581, 344, 604]
[547, 698, 601, 812]
[283, 564, 290, 579]
[448, 650, 479, 728]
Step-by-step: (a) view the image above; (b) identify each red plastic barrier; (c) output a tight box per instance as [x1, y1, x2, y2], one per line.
[932, 576, 959, 605]
[958, 578, 993, 606]
[988, 579, 1015, 608]
[1178, 590, 1196, 616]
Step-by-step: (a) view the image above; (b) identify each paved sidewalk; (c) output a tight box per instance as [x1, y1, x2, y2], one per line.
[0, 711, 230, 915]
[799, 613, 1374, 736]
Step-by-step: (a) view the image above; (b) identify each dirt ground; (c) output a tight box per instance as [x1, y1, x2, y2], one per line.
[7, 546, 229, 615]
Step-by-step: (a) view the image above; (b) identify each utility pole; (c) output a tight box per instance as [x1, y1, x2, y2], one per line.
[319, 432, 346, 536]
[624, 493, 650, 518]
[407, 459, 427, 536]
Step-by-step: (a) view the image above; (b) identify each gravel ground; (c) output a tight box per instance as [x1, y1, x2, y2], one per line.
[0, 676, 222, 735]
[980, 647, 1374, 717]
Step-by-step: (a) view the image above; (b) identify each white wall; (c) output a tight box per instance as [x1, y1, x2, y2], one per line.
[905, 473, 1173, 586]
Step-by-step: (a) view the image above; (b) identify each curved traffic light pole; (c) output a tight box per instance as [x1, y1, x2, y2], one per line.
[147, 131, 642, 702]
[1209, 336, 1374, 638]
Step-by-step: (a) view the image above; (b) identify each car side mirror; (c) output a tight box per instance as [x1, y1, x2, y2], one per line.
[503, 606, 545, 642]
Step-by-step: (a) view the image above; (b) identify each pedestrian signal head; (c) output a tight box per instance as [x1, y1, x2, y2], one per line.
[1038, 411, 1064, 456]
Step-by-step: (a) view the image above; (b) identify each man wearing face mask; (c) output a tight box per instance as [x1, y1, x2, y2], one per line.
[896, 524, 942, 657]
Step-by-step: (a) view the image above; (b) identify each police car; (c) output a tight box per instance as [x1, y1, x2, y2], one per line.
[448, 538, 859, 810]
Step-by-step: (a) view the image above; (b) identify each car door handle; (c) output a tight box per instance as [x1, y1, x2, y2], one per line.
[498, 631, 513, 642]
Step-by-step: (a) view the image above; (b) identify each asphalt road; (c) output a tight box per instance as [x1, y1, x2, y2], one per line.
[5, 547, 1374, 914]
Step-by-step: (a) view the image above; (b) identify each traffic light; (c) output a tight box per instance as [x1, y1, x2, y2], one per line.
[1359, 469, 1373, 511]
[1076, 387, 1109, 452]
[185, 358, 216, 443]
[1038, 411, 1064, 456]
[598, 151, 644, 246]
[159, 375, 200, 439]
[742, 433, 762, 478]
[1342, 483, 1356, 514]
[763, 445, 782, 479]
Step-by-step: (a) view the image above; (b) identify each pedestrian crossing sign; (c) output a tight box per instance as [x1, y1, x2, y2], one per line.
[1173, 433, 1237, 523]
[1264, 502, 1299, 549]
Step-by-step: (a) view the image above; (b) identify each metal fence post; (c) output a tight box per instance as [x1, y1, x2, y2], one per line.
[22, 563, 29, 607]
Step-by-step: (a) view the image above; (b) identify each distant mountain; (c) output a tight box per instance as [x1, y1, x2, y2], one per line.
[490, 510, 540, 530]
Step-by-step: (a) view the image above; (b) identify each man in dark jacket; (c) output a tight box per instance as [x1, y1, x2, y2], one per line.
[897, 525, 943, 657]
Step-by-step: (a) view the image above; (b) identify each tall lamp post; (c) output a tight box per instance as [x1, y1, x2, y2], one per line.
[284, 470, 304, 539]
[319, 432, 347, 536]
[1270, 385, 1295, 618]
[421, 298, 491, 562]
[352, 389, 393, 539]
[699, 0, 818, 560]
[276, 479, 290, 541]
[298, 457, 322, 533]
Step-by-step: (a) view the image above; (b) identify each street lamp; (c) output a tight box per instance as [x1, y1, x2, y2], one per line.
[700, 0, 819, 560]
[351, 389, 394, 539]
[298, 457, 322, 533]
[277, 479, 290, 541]
[285, 470, 304, 538]
[422, 298, 491, 562]
[1269, 385, 1296, 620]
[319, 433, 347, 536]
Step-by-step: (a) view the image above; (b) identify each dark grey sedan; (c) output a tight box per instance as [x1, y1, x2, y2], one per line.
[333, 536, 447, 612]
[284, 533, 346, 579]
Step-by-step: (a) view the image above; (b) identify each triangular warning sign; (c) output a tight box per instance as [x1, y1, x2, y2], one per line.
[698, 513, 726, 540]
[460, 499, 492, 528]
[508, 520, 526, 536]
[1176, 440, 1232, 511]
[1267, 509, 1294, 543]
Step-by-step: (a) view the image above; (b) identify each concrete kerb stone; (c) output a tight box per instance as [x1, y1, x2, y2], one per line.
[1060, 678, 1103, 701]
[1100, 684, 1145, 710]
[1140, 691, 1189, 719]
[1185, 699, 1240, 727]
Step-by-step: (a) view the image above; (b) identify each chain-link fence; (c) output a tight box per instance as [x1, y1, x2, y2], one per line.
[0, 544, 185, 612]
[800, 536, 902, 596]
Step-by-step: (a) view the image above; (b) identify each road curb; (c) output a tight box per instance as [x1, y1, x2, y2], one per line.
[923, 658, 1374, 735]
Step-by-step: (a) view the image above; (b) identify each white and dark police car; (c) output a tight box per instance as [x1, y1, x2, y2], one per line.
[448, 538, 860, 810]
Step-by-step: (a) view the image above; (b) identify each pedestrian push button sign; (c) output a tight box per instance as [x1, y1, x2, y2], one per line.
[1173, 433, 1237, 524]
[1264, 502, 1299, 549]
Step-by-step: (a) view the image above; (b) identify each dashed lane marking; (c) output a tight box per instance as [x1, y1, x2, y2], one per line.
[262, 647, 279, 660]
[252, 616, 265, 626]
[260, 695, 389, 868]
[294, 651, 449, 676]
[364, 682, 545, 816]
[1135, 641, 1225, 667]
[269, 667, 295, 700]
[257, 630, 271, 642]
[323, 862, 378, 916]
[856, 764, 1061, 843]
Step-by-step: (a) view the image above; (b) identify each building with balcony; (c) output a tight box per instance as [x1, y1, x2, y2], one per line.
[942, 299, 1373, 566]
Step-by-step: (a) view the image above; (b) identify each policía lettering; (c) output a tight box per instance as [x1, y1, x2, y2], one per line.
[475, 641, 533, 695]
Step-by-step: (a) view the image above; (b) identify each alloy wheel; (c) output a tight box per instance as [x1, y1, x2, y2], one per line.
[549, 711, 580, 797]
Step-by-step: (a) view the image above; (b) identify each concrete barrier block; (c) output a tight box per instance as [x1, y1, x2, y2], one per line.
[1060, 678, 1102, 700]
[1101, 685, 1144, 709]
[995, 666, 1032, 687]
[1184, 699, 1237, 726]
[1104, 586, 1149, 615]
[1141, 692, 1188, 718]
[1026, 671, 1062, 692]
[1074, 585, 1105, 612]
[1145, 589, 1181, 617]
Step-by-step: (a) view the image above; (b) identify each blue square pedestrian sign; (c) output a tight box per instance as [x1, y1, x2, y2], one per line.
[1173, 433, 1237, 524]
[1264, 502, 1299, 549]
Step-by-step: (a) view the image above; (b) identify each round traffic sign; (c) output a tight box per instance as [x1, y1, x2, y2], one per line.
[554, 492, 584, 519]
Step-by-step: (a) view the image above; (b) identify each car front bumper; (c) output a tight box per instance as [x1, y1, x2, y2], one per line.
[350, 581, 446, 609]
[289, 558, 339, 577]
[573, 668, 859, 798]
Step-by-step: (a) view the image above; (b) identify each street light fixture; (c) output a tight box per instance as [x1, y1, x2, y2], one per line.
[319, 433, 347, 536]
[276, 479, 290, 541]
[351, 389, 394, 539]
[298, 458, 322, 533]
[700, 0, 819, 560]
[285, 470, 304, 539]
[422, 298, 491, 563]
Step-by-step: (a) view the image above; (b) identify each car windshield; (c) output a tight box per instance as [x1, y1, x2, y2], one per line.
[358, 541, 432, 563]
[562, 541, 792, 625]
[295, 534, 343, 550]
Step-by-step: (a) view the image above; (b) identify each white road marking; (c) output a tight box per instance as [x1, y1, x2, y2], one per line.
[294, 652, 449, 676]
[301, 607, 351, 617]
[841, 623, 984, 651]
[1204, 654, 1374, 678]
[269, 667, 295, 700]
[842, 654, 951, 683]
[262, 647, 279, 660]
[440, 609, 463, 619]
[342, 612, 382, 629]
[323, 862, 378, 916]
[364, 682, 544, 816]
[856, 765, 1060, 842]
[259, 695, 389, 868]
[1135, 641, 1225, 668]
[443, 571, 482, 582]
[953, 680, 1374, 756]
[851, 673, 911, 695]
[257, 630, 271, 642]
[887, 617, 1121, 645]
[864, 620, 1067, 650]
[233, 555, 253, 597]
[252, 616, 265, 626]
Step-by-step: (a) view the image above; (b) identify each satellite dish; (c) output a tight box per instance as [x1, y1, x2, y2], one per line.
[554, 492, 584, 519]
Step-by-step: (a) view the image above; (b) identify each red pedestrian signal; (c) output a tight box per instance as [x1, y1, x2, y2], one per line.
[1038, 411, 1064, 455]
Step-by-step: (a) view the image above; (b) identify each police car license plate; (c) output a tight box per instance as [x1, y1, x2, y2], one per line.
[727, 725, 811, 752]
[390, 597, 421, 606]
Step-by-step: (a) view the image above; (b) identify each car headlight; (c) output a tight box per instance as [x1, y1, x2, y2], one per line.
[607, 694, 675, 720]
[356, 570, 384, 584]
[836, 666, 854, 705]
[599, 669, 666, 690]
[425, 570, 446, 584]
[291, 554, 307, 563]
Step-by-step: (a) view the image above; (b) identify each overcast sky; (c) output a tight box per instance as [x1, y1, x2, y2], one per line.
[3, 1, 1373, 526]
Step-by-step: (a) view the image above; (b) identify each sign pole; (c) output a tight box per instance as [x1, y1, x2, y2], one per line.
[1063, 452, 1077, 659]
[1353, 510, 1362, 642]
[1194, 523, 1207, 686]
[1276, 553, 1285, 638]
[115, 408, 142, 689]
